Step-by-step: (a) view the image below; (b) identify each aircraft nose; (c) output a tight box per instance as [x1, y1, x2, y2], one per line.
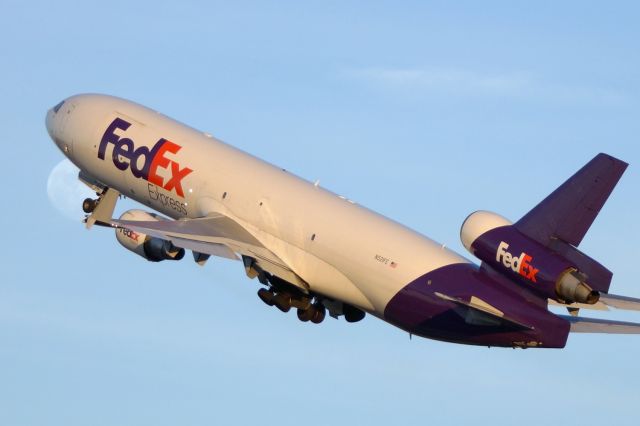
[45, 108, 55, 139]
[46, 100, 68, 152]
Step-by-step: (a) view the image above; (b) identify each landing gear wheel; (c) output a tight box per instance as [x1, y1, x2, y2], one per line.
[273, 293, 292, 313]
[257, 288, 275, 306]
[297, 307, 314, 322]
[344, 305, 366, 323]
[82, 198, 97, 214]
[310, 304, 326, 324]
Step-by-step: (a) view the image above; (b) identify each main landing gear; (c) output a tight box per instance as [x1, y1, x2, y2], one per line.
[256, 274, 328, 324]
[297, 303, 326, 324]
[244, 256, 366, 326]
[257, 287, 327, 324]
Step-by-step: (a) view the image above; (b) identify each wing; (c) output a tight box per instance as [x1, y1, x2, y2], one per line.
[107, 213, 307, 289]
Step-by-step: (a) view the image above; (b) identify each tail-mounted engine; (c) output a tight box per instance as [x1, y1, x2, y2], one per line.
[460, 211, 600, 304]
[115, 209, 185, 262]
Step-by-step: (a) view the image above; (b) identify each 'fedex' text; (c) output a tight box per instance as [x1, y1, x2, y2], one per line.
[98, 118, 193, 198]
[496, 241, 539, 282]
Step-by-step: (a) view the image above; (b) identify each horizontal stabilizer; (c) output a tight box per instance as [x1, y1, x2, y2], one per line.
[599, 294, 640, 312]
[560, 315, 640, 334]
[549, 293, 640, 312]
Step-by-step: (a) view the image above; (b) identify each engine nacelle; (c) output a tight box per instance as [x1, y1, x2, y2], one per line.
[460, 211, 599, 304]
[115, 209, 185, 262]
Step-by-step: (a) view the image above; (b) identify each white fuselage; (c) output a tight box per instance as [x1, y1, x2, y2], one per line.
[46, 94, 470, 319]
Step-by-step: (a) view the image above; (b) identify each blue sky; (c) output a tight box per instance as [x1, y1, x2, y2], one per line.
[1, 1, 639, 425]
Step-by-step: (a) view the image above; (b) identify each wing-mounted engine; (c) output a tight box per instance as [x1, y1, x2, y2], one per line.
[115, 209, 185, 262]
[461, 211, 600, 305]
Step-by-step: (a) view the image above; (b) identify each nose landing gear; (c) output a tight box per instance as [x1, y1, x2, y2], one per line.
[81, 187, 120, 228]
[82, 197, 98, 213]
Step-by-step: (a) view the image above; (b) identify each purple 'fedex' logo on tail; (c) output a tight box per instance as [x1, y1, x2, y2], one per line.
[496, 241, 539, 282]
[98, 118, 193, 197]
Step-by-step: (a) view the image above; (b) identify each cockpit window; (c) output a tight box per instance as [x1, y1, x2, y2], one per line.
[53, 100, 65, 114]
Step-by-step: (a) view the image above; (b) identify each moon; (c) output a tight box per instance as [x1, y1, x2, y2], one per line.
[47, 159, 95, 221]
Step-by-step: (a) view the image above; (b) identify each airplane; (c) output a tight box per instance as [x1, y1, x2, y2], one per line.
[46, 93, 640, 349]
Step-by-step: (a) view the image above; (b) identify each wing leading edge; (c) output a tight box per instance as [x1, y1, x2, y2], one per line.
[108, 213, 307, 289]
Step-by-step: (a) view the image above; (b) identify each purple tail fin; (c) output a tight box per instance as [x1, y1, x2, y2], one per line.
[514, 153, 628, 292]
[516, 153, 627, 247]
